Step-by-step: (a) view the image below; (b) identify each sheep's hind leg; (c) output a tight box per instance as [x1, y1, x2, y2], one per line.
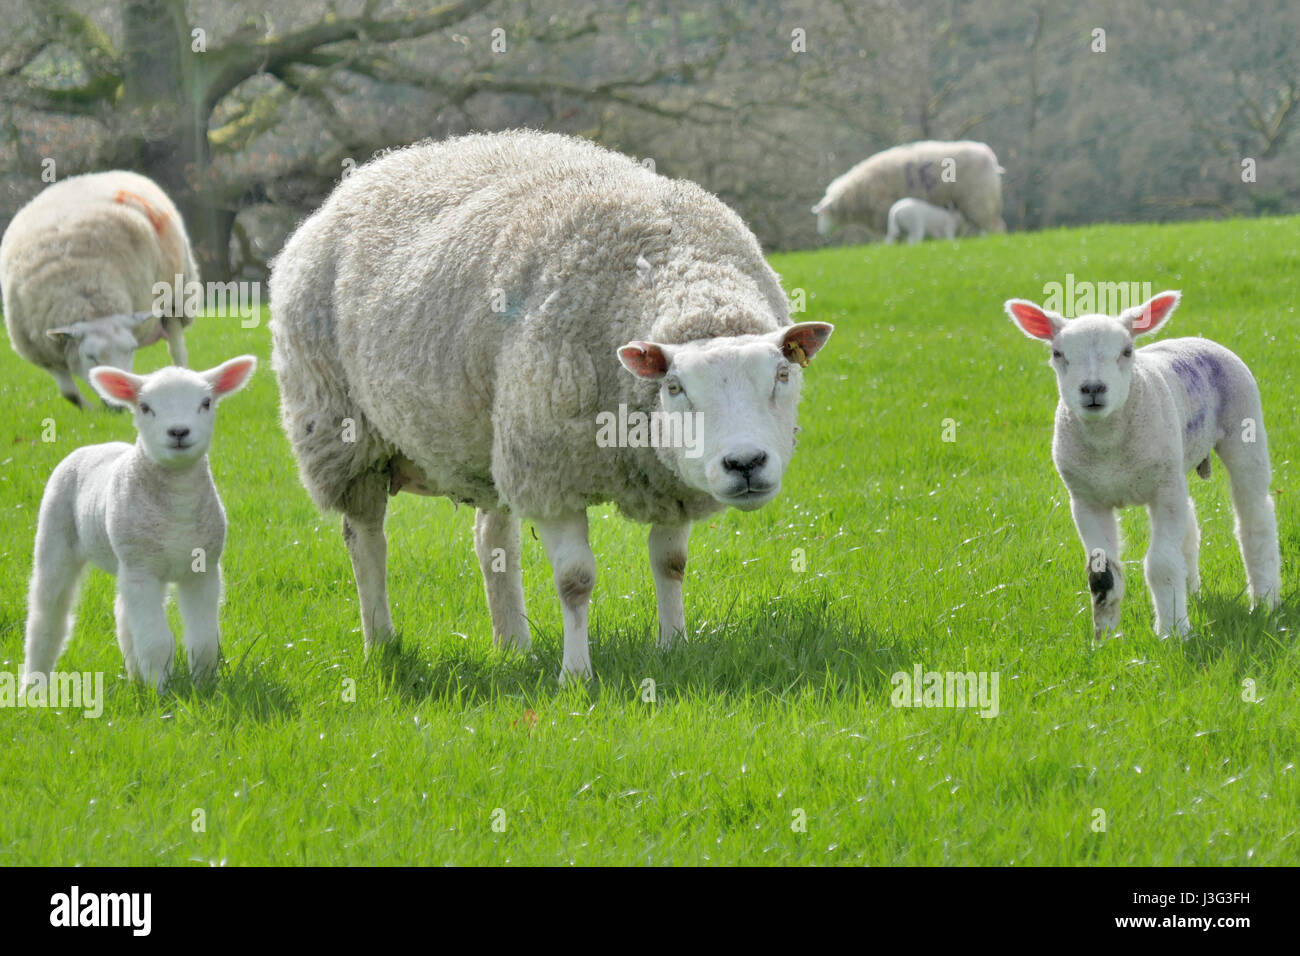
[1146, 490, 1191, 637]
[1069, 496, 1125, 640]
[535, 512, 596, 682]
[22, 537, 86, 687]
[1183, 496, 1201, 596]
[649, 522, 691, 649]
[342, 471, 396, 653]
[1218, 427, 1281, 610]
[474, 508, 530, 652]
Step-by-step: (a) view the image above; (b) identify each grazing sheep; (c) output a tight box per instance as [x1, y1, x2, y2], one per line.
[21, 355, 256, 692]
[813, 140, 1006, 238]
[270, 130, 834, 680]
[884, 198, 965, 244]
[0, 170, 200, 407]
[1006, 291, 1280, 639]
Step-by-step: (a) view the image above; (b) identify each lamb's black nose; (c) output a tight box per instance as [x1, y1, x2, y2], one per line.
[168, 426, 191, 440]
[1080, 382, 1107, 397]
[723, 450, 768, 475]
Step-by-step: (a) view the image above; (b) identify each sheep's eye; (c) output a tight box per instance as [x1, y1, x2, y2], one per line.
[1121, 345, 1133, 358]
[139, 402, 152, 415]
[666, 381, 682, 396]
[200, 397, 212, 411]
[776, 366, 791, 383]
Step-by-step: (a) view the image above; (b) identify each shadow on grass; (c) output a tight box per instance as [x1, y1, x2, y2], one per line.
[362, 598, 920, 708]
[1182, 588, 1297, 667]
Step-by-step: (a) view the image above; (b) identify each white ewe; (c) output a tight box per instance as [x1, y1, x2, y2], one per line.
[270, 130, 834, 681]
[884, 198, 965, 244]
[1006, 291, 1280, 639]
[22, 356, 256, 692]
[0, 170, 200, 407]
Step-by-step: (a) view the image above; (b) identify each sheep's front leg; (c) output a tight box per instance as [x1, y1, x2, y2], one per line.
[1146, 492, 1190, 637]
[51, 369, 85, 409]
[1070, 496, 1124, 639]
[118, 568, 174, 691]
[535, 512, 596, 682]
[649, 522, 690, 649]
[474, 508, 530, 651]
[176, 566, 222, 686]
[162, 316, 188, 368]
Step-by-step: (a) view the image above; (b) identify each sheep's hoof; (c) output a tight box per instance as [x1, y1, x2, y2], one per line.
[62, 391, 86, 410]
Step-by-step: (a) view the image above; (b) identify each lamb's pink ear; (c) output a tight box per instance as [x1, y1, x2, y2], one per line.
[202, 355, 257, 399]
[1123, 290, 1180, 336]
[617, 341, 672, 380]
[89, 367, 144, 408]
[1005, 299, 1064, 341]
[777, 322, 834, 367]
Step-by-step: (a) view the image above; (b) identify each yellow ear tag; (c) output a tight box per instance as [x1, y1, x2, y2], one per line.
[785, 341, 810, 367]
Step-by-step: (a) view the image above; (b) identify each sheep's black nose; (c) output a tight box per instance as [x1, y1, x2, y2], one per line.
[1080, 382, 1107, 397]
[168, 426, 191, 440]
[723, 450, 768, 475]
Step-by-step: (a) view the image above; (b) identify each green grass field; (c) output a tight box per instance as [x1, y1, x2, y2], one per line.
[0, 217, 1296, 865]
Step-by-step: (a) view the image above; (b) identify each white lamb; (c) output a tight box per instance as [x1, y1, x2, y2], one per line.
[270, 130, 834, 681]
[1006, 291, 1280, 639]
[0, 170, 200, 407]
[884, 198, 965, 244]
[22, 355, 256, 692]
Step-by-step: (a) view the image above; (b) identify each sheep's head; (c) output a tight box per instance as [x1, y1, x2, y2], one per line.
[47, 312, 156, 381]
[617, 323, 833, 510]
[1006, 291, 1180, 421]
[88, 355, 257, 467]
[811, 198, 837, 237]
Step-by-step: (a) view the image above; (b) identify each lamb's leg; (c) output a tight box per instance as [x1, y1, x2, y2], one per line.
[118, 569, 175, 691]
[51, 369, 85, 409]
[1070, 496, 1124, 639]
[535, 512, 596, 682]
[341, 471, 395, 652]
[162, 316, 188, 367]
[176, 567, 222, 686]
[22, 532, 86, 686]
[1218, 429, 1281, 610]
[114, 593, 137, 680]
[649, 522, 691, 649]
[1183, 496, 1201, 596]
[473, 508, 530, 651]
[1145, 490, 1191, 637]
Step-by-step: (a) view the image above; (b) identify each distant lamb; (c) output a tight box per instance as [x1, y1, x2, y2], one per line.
[270, 130, 833, 681]
[814, 140, 1006, 237]
[0, 170, 200, 407]
[885, 198, 965, 244]
[1006, 291, 1280, 639]
[22, 355, 256, 692]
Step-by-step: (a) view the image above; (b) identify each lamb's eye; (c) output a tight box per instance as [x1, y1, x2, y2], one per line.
[1121, 345, 1133, 358]
[139, 402, 152, 415]
[200, 397, 212, 411]
[1052, 350, 1064, 360]
[776, 366, 790, 383]
[666, 381, 682, 396]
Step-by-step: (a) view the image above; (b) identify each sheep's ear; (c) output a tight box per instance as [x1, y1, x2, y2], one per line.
[1005, 300, 1065, 341]
[617, 341, 673, 380]
[775, 322, 834, 367]
[89, 367, 144, 408]
[1122, 291, 1180, 337]
[202, 355, 257, 399]
[46, 326, 84, 347]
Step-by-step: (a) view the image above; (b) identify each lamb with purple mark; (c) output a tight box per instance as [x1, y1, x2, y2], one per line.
[1005, 290, 1280, 639]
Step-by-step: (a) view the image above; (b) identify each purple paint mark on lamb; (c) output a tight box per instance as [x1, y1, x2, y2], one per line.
[1185, 406, 1206, 434]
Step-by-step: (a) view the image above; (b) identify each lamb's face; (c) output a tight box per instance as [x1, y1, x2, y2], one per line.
[88, 356, 257, 467]
[48, 319, 139, 381]
[618, 323, 833, 510]
[1005, 291, 1181, 422]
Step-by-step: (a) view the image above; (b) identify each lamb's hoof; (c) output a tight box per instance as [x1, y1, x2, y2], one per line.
[558, 664, 592, 685]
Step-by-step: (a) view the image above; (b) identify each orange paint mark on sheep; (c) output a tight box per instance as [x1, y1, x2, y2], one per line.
[113, 189, 170, 236]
